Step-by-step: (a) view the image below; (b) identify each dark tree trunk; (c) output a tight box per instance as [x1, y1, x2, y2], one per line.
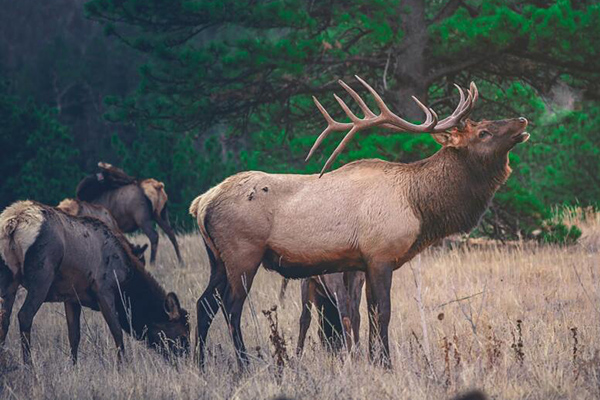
[391, 0, 428, 120]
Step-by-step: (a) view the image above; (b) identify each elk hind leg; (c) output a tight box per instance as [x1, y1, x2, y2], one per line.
[17, 270, 54, 365]
[140, 220, 159, 264]
[196, 256, 227, 367]
[220, 249, 262, 369]
[155, 207, 183, 264]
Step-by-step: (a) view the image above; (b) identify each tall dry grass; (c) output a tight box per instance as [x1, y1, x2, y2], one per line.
[554, 206, 600, 251]
[1, 232, 600, 399]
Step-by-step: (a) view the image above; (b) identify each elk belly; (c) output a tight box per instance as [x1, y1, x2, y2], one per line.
[262, 247, 364, 279]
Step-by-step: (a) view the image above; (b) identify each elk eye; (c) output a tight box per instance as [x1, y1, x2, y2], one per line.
[478, 130, 492, 139]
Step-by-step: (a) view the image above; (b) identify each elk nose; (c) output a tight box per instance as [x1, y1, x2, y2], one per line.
[518, 117, 528, 125]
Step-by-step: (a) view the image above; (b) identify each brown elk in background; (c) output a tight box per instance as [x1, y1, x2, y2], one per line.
[0, 201, 189, 364]
[77, 163, 183, 264]
[296, 271, 364, 356]
[190, 77, 529, 368]
[57, 198, 148, 263]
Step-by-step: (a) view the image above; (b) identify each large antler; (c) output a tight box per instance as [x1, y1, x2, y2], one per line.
[431, 82, 478, 131]
[306, 76, 478, 176]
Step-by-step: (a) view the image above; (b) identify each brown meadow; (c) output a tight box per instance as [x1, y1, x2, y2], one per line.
[1, 227, 600, 399]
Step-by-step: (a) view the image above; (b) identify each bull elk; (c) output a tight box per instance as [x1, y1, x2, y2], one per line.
[0, 201, 190, 364]
[190, 77, 529, 368]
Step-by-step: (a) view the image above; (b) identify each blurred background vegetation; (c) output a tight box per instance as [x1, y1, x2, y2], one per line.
[1, 0, 599, 239]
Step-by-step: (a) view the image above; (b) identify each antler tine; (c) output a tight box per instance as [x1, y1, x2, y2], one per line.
[455, 85, 475, 118]
[305, 96, 352, 161]
[469, 82, 478, 110]
[338, 80, 376, 118]
[307, 76, 459, 175]
[452, 84, 466, 116]
[429, 107, 439, 123]
[318, 126, 359, 177]
[313, 95, 336, 125]
[305, 125, 334, 162]
[459, 89, 473, 115]
[354, 75, 396, 120]
[412, 96, 437, 126]
[333, 93, 361, 123]
[308, 79, 379, 162]
[432, 82, 478, 132]
[355, 75, 437, 132]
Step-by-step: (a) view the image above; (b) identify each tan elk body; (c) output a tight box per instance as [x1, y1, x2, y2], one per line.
[190, 77, 529, 368]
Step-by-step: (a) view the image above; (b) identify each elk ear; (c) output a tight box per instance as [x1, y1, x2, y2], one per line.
[431, 131, 461, 147]
[432, 132, 452, 146]
[164, 292, 182, 320]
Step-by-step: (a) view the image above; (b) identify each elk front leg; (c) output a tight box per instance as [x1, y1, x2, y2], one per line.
[65, 302, 82, 363]
[365, 262, 393, 368]
[96, 292, 125, 361]
[347, 271, 365, 347]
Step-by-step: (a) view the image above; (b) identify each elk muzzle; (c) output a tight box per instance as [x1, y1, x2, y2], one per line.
[512, 117, 529, 143]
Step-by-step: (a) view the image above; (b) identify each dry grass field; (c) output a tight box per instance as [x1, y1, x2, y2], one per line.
[2, 217, 600, 399]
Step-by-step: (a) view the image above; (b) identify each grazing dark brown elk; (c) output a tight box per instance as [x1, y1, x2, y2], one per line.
[296, 271, 364, 355]
[0, 201, 190, 365]
[190, 77, 529, 368]
[57, 198, 148, 263]
[76, 163, 182, 265]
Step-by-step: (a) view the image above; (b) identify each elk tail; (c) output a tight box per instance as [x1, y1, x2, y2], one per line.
[0, 200, 45, 276]
[189, 183, 228, 261]
[190, 172, 255, 265]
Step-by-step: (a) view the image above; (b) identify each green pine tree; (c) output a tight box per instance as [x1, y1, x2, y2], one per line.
[86, 0, 600, 238]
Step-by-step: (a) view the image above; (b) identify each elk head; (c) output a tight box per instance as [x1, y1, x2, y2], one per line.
[147, 292, 190, 356]
[431, 118, 529, 165]
[307, 76, 529, 175]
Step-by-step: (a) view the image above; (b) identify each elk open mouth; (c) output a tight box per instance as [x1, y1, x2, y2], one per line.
[512, 131, 530, 143]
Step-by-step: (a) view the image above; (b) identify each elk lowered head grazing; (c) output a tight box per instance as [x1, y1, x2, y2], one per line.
[0, 201, 189, 364]
[191, 77, 529, 369]
[307, 76, 528, 176]
[146, 292, 190, 356]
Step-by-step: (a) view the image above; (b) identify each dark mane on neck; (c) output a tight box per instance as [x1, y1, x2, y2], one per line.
[405, 147, 511, 254]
